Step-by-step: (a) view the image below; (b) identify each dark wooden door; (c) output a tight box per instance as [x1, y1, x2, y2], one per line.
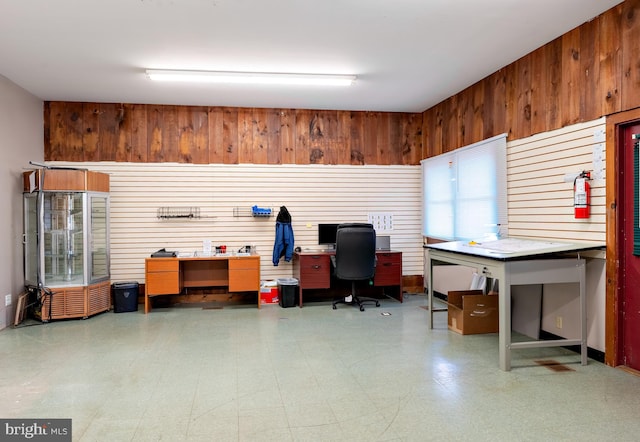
[619, 122, 640, 370]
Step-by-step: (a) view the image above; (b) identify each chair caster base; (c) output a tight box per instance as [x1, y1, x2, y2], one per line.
[332, 296, 381, 312]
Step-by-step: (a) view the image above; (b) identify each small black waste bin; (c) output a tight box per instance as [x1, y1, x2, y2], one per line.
[112, 282, 139, 313]
[277, 278, 299, 308]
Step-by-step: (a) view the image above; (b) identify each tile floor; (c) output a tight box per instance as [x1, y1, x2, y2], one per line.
[1, 293, 639, 441]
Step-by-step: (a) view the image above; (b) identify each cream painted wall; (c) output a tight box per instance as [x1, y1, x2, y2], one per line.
[0, 75, 43, 330]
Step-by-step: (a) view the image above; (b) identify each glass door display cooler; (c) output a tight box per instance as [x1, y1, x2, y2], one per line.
[23, 168, 111, 321]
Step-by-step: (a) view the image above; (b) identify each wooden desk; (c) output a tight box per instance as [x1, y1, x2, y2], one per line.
[292, 250, 403, 307]
[425, 238, 603, 371]
[144, 255, 260, 313]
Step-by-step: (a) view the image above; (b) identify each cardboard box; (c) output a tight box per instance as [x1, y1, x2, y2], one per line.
[260, 287, 279, 305]
[447, 290, 499, 335]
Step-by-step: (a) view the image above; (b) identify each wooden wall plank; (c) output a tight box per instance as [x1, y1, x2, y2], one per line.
[504, 63, 517, 139]
[55, 102, 85, 162]
[622, 0, 640, 110]
[308, 111, 331, 164]
[580, 17, 601, 120]
[251, 108, 268, 164]
[130, 104, 147, 162]
[82, 103, 99, 162]
[363, 112, 378, 164]
[561, 27, 582, 127]
[471, 82, 484, 143]
[295, 109, 310, 165]
[208, 107, 224, 164]
[147, 105, 163, 162]
[489, 69, 507, 140]
[162, 105, 179, 162]
[237, 108, 254, 164]
[337, 111, 351, 165]
[376, 113, 391, 165]
[266, 109, 282, 164]
[515, 56, 532, 139]
[545, 38, 563, 131]
[46, 102, 61, 160]
[403, 112, 422, 164]
[349, 111, 365, 165]
[98, 103, 119, 162]
[223, 108, 239, 164]
[43, 102, 51, 159]
[599, 4, 623, 115]
[280, 109, 295, 164]
[443, 96, 459, 153]
[530, 46, 547, 135]
[421, 107, 436, 158]
[324, 110, 341, 165]
[388, 112, 401, 165]
[459, 87, 473, 147]
[178, 105, 208, 164]
[116, 104, 132, 162]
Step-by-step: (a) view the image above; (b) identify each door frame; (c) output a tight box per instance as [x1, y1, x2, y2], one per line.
[605, 107, 640, 366]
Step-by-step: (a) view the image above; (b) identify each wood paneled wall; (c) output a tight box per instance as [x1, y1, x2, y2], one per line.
[44, 103, 423, 166]
[423, 0, 640, 157]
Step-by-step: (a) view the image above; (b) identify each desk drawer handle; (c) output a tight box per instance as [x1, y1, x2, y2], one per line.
[313, 265, 321, 269]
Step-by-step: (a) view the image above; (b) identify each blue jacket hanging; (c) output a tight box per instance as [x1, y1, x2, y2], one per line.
[272, 206, 294, 266]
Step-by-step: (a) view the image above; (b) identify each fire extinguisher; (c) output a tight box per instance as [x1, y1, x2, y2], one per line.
[574, 171, 591, 219]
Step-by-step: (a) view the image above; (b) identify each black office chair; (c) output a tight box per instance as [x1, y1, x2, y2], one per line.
[331, 223, 380, 311]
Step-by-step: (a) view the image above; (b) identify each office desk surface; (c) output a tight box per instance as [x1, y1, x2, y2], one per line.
[426, 237, 604, 261]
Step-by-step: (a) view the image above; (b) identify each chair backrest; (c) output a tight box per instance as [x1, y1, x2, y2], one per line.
[333, 223, 376, 281]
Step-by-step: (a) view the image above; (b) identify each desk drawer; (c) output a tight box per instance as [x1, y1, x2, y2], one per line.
[146, 258, 179, 273]
[375, 253, 402, 286]
[228, 256, 260, 292]
[146, 272, 180, 295]
[228, 256, 260, 271]
[229, 269, 260, 292]
[296, 254, 331, 289]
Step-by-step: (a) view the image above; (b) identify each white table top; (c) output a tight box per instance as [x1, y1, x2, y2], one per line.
[424, 237, 604, 261]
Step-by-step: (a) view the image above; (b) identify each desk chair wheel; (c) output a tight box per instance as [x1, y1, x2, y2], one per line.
[360, 305, 365, 312]
[333, 304, 337, 310]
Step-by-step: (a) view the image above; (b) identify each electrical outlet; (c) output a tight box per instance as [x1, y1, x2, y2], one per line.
[5, 294, 11, 307]
[556, 316, 563, 329]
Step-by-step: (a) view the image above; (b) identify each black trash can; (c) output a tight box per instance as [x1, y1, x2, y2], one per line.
[112, 282, 139, 313]
[277, 278, 299, 308]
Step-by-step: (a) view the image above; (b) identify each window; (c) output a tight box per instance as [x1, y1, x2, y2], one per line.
[421, 134, 507, 241]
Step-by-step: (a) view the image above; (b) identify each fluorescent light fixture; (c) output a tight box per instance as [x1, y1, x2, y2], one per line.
[145, 69, 356, 86]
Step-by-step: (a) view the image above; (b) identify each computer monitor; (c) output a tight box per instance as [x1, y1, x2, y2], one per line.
[318, 223, 340, 249]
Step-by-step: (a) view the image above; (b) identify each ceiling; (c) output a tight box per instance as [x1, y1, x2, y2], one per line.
[0, 0, 621, 113]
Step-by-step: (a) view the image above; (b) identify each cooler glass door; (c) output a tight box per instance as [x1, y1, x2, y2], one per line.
[89, 194, 110, 282]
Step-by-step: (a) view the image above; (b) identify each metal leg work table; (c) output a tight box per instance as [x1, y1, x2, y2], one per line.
[425, 239, 601, 371]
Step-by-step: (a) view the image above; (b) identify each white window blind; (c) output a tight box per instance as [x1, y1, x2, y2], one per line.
[422, 134, 507, 241]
